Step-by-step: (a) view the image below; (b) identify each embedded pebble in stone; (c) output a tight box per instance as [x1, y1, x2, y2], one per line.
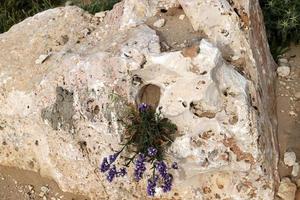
[277, 66, 291, 77]
[292, 163, 299, 177]
[179, 14, 185, 20]
[277, 177, 297, 200]
[284, 151, 297, 167]
[35, 54, 51, 64]
[153, 18, 166, 28]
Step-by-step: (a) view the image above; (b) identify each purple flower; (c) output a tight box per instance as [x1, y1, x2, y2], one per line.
[100, 157, 110, 172]
[162, 173, 173, 192]
[171, 162, 178, 169]
[138, 103, 149, 112]
[109, 153, 119, 164]
[117, 167, 127, 177]
[134, 153, 146, 181]
[147, 175, 159, 196]
[156, 161, 167, 177]
[107, 165, 117, 182]
[147, 147, 158, 157]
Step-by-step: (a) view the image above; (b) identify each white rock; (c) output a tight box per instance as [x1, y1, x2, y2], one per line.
[289, 111, 297, 117]
[277, 177, 297, 200]
[153, 18, 166, 28]
[277, 66, 291, 77]
[35, 54, 51, 64]
[95, 11, 107, 18]
[41, 186, 49, 194]
[179, 14, 185, 20]
[278, 58, 289, 65]
[292, 163, 300, 177]
[284, 151, 297, 167]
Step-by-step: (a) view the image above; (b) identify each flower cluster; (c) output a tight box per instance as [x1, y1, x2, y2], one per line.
[134, 153, 146, 181]
[99, 103, 178, 196]
[100, 152, 127, 182]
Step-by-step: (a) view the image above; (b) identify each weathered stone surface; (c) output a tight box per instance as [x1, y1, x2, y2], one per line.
[0, 0, 278, 199]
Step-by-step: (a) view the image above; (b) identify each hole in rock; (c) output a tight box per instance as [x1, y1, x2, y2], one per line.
[137, 84, 161, 109]
[160, 8, 168, 13]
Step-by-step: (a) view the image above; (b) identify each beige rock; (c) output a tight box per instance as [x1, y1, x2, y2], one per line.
[35, 53, 51, 64]
[284, 151, 297, 167]
[94, 11, 107, 18]
[153, 18, 166, 27]
[277, 66, 291, 77]
[278, 58, 289, 66]
[179, 14, 185, 20]
[277, 177, 297, 200]
[292, 163, 300, 177]
[0, 0, 278, 200]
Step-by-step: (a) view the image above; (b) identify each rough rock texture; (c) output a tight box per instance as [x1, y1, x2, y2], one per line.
[0, 0, 278, 199]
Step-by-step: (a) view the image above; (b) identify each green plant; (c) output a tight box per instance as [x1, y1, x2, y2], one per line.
[0, 0, 120, 33]
[77, 0, 120, 14]
[260, 0, 300, 60]
[0, 0, 62, 33]
[100, 103, 178, 196]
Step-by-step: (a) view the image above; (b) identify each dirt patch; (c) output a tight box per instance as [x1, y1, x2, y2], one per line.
[146, 7, 206, 52]
[0, 165, 89, 200]
[277, 44, 300, 179]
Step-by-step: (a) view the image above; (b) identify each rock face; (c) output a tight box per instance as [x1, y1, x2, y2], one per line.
[0, 0, 278, 199]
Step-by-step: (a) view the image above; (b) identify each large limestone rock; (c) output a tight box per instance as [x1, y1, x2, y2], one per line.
[0, 0, 278, 199]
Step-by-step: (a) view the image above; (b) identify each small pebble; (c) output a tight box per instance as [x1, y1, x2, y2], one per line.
[278, 58, 289, 65]
[95, 11, 107, 18]
[289, 111, 297, 117]
[292, 163, 299, 177]
[179, 14, 185, 20]
[277, 66, 291, 77]
[277, 177, 297, 200]
[35, 54, 51, 64]
[153, 18, 166, 28]
[284, 151, 297, 167]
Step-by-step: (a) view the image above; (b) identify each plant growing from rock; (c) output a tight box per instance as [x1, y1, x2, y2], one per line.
[100, 103, 178, 196]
